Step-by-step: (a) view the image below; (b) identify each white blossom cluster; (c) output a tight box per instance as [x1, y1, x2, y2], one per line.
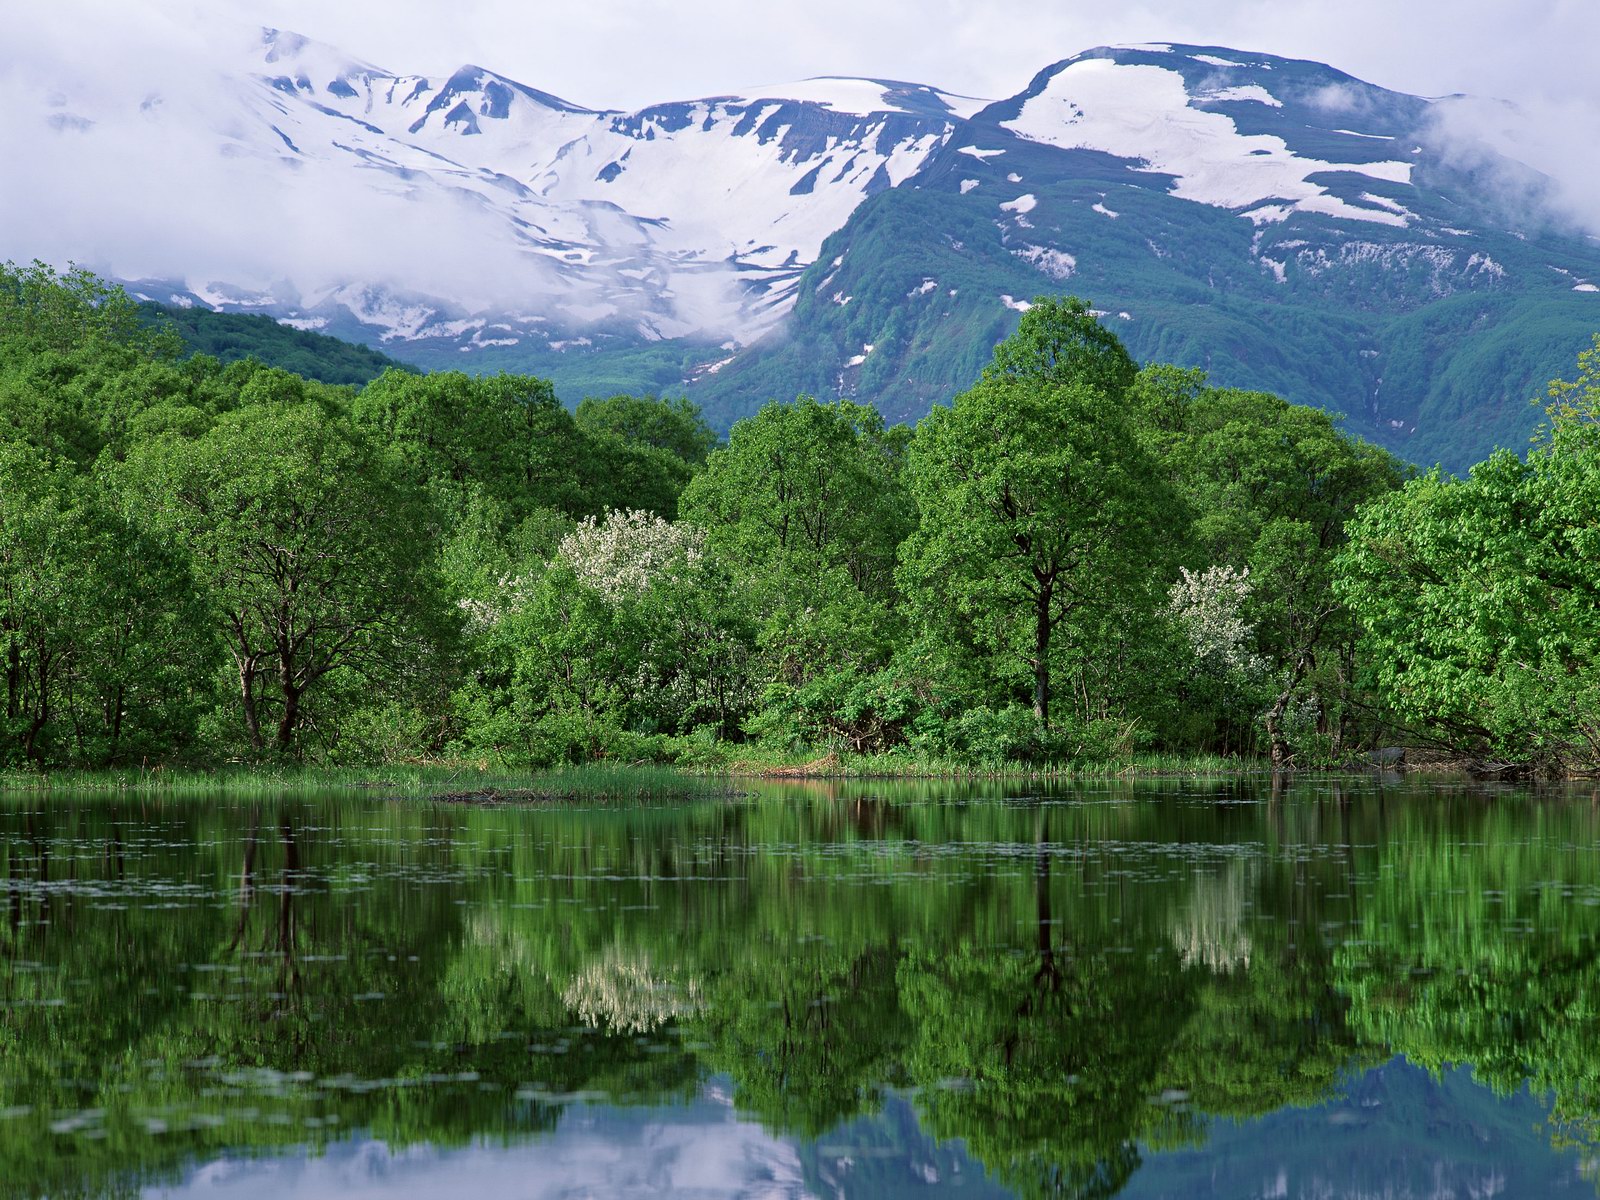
[556, 508, 706, 602]
[1167, 564, 1263, 676]
[457, 573, 537, 634]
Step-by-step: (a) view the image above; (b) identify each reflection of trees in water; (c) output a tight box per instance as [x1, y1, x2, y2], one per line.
[884, 812, 1201, 1198]
[1, 785, 1600, 1198]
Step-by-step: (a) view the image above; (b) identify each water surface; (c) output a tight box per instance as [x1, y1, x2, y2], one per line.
[3, 776, 1599, 1198]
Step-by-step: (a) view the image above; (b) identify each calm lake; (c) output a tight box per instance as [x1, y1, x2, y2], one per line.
[3, 776, 1599, 1198]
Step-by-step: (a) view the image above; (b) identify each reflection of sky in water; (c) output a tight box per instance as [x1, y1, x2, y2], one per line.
[150, 1097, 813, 1200]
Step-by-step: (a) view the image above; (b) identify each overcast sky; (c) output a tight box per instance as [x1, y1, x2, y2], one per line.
[233, 0, 1595, 113]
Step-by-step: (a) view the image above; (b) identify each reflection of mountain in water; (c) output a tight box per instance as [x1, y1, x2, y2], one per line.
[1, 779, 1599, 1198]
[111, 1065, 1593, 1200]
[1124, 1060, 1584, 1199]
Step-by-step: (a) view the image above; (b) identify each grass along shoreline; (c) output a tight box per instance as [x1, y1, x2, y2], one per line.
[0, 762, 723, 801]
[0, 750, 1379, 800]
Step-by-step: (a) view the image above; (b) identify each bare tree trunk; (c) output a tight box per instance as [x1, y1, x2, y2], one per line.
[1266, 651, 1314, 771]
[21, 648, 49, 764]
[5, 640, 19, 723]
[108, 684, 125, 764]
[21, 712, 46, 765]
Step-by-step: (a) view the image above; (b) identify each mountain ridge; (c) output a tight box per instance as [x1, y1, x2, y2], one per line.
[14, 29, 1600, 467]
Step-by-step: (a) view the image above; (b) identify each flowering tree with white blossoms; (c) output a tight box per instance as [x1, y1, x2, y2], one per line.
[549, 510, 756, 739]
[556, 508, 706, 601]
[447, 506, 756, 761]
[1166, 565, 1264, 678]
[457, 508, 705, 639]
[1162, 564, 1275, 755]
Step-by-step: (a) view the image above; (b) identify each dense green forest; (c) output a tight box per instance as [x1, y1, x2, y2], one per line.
[3, 261, 1598, 773]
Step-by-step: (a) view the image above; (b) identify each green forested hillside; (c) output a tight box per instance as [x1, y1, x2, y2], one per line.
[140, 302, 414, 385]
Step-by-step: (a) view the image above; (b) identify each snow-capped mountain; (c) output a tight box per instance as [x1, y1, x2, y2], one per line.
[10, 30, 1600, 465]
[694, 44, 1600, 467]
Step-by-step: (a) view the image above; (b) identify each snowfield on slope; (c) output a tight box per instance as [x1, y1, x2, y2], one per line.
[1002, 59, 1414, 226]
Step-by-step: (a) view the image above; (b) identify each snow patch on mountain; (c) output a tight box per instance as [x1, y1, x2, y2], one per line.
[726, 78, 914, 115]
[1196, 84, 1282, 108]
[1002, 59, 1415, 226]
[1360, 192, 1416, 219]
[1291, 240, 1506, 297]
[1012, 245, 1077, 281]
[936, 94, 993, 120]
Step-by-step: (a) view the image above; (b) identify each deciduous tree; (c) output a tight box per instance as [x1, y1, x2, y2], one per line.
[123, 404, 451, 753]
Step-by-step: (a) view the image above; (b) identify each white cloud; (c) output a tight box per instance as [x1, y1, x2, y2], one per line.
[12, 1, 1594, 135]
[151, 1114, 812, 1199]
[0, 6, 577, 311]
[1427, 92, 1600, 239]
